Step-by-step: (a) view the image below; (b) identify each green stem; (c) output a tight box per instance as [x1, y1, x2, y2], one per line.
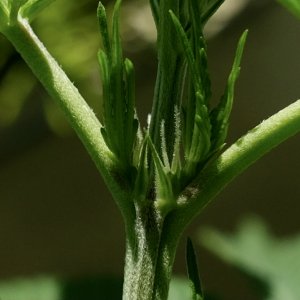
[164, 99, 300, 241]
[1, 18, 135, 228]
[142, 100, 300, 300]
[123, 204, 178, 300]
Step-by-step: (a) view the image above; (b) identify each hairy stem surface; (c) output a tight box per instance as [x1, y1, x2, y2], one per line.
[2, 17, 135, 229]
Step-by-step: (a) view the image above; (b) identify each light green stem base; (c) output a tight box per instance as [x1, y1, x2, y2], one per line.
[122, 204, 180, 300]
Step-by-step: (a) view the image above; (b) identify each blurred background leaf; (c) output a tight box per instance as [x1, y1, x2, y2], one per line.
[199, 216, 300, 300]
[0, 275, 123, 300]
[0, 276, 62, 300]
[277, 0, 300, 19]
[0, 275, 196, 300]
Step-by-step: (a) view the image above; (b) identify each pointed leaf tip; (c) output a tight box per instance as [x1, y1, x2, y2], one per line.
[210, 30, 248, 150]
[97, 1, 111, 55]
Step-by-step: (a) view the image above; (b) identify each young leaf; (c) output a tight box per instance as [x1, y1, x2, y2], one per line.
[210, 30, 248, 150]
[97, 0, 139, 169]
[147, 136, 175, 215]
[198, 46, 212, 105]
[169, 9, 202, 93]
[184, 92, 211, 176]
[186, 237, 204, 300]
[98, 49, 117, 150]
[97, 1, 111, 56]
[189, 0, 203, 45]
[9, 0, 27, 20]
[170, 8, 212, 173]
[20, 0, 55, 22]
[124, 58, 139, 165]
[124, 59, 136, 118]
[183, 84, 196, 160]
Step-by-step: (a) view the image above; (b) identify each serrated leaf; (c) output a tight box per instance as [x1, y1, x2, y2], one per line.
[199, 216, 300, 300]
[184, 92, 211, 175]
[210, 30, 248, 150]
[188, 1, 212, 104]
[97, 0, 124, 157]
[186, 237, 204, 300]
[97, 0, 139, 169]
[170, 8, 213, 174]
[169, 9, 202, 93]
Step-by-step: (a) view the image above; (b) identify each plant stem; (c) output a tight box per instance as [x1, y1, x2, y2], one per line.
[123, 204, 179, 300]
[1, 18, 135, 227]
[131, 100, 300, 300]
[164, 99, 300, 240]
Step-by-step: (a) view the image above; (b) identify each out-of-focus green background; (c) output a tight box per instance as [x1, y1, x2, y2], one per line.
[0, 0, 300, 298]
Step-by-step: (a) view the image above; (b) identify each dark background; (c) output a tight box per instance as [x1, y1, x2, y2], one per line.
[0, 0, 299, 299]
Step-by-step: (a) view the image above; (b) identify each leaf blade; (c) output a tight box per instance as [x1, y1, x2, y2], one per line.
[210, 30, 248, 150]
[186, 237, 203, 299]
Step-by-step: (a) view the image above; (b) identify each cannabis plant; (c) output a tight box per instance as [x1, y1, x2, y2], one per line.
[0, 0, 299, 299]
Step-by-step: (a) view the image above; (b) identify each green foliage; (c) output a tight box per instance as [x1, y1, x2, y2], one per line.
[0, 1, 9, 29]
[168, 277, 198, 300]
[1, 0, 300, 299]
[210, 30, 248, 150]
[0, 0, 104, 134]
[20, 0, 55, 22]
[97, 0, 139, 173]
[145, 1, 248, 212]
[95, 0, 248, 218]
[0, 276, 61, 300]
[0, 275, 194, 300]
[199, 217, 300, 300]
[0, 0, 53, 23]
[0, 276, 124, 300]
[186, 238, 204, 300]
[277, 0, 300, 19]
